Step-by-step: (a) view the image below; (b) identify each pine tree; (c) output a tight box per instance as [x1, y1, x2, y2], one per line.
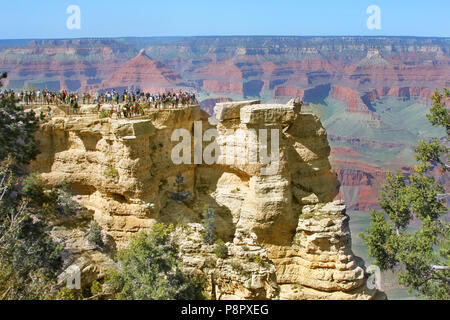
[362, 89, 449, 299]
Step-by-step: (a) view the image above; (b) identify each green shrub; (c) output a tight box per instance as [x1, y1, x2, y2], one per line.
[99, 110, 109, 119]
[202, 206, 216, 245]
[0, 75, 62, 299]
[56, 183, 79, 216]
[0, 80, 39, 166]
[22, 173, 48, 206]
[87, 221, 104, 247]
[90, 280, 103, 298]
[22, 175, 79, 219]
[214, 240, 228, 259]
[106, 223, 206, 300]
[56, 287, 83, 300]
[253, 255, 264, 266]
[230, 260, 244, 272]
[104, 166, 119, 180]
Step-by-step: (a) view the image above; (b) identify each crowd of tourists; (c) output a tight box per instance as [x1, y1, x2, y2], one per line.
[90, 89, 198, 108]
[0, 88, 198, 111]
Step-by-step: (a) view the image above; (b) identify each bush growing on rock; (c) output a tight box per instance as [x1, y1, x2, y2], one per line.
[89, 280, 103, 299]
[0, 73, 64, 299]
[214, 240, 228, 259]
[87, 221, 104, 247]
[22, 175, 79, 220]
[106, 223, 206, 300]
[103, 166, 119, 180]
[56, 287, 83, 300]
[99, 110, 109, 119]
[0, 79, 39, 167]
[253, 255, 264, 266]
[54, 182, 80, 216]
[0, 160, 63, 299]
[202, 206, 216, 245]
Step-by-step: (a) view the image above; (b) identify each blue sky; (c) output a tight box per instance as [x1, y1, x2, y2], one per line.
[1, 0, 449, 39]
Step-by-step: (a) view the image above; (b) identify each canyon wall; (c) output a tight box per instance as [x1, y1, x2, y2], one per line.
[3, 36, 448, 210]
[31, 101, 384, 300]
[2, 37, 447, 100]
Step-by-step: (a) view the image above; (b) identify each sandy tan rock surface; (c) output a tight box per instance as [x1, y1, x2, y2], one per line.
[31, 101, 384, 299]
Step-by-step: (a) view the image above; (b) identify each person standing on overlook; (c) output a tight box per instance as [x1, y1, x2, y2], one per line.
[117, 104, 121, 119]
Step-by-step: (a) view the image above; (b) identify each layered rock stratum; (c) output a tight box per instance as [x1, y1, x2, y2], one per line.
[3, 36, 448, 210]
[30, 100, 385, 300]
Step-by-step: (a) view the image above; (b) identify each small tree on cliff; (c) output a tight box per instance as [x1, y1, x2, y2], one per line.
[0, 74, 39, 167]
[0, 73, 63, 299]
[0, 158, 63, 300]
[106, 223, 206, 300]
[203, 206, 216, 245]
[362, 89, 449, 300]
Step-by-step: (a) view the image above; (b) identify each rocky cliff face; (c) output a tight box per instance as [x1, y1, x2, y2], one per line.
[3, 36, 448, 210]
[31, 101, 384, 300]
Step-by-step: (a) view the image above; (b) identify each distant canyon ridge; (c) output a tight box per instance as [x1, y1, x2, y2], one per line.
[1, 36, 449, 210]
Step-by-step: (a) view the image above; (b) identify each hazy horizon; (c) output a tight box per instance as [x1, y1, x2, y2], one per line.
[1, 35, 450, 41]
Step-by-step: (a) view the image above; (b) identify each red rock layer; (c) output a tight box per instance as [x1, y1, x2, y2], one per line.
[104, 51, 182, 88]
[332, 160, 386, 210]
[194, 60, 243, 81]
[362, 87, 434, 106]
[330, 86, 373, 114]
[274, 87, 305, 98]
[202, 80, 243, 95]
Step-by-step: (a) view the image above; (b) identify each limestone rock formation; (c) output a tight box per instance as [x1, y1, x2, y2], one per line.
[31, 100, 384, 300]
[269, 201, 380, 299]
[174, 224, 279, 300]
[4, 37, 448, 212]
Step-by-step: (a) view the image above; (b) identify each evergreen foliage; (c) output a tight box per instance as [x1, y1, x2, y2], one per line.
[362, 89, 449, 299]
[0, 74, 63, 299]
[203, 206, 216, 245]
[106, 223, 206, 300]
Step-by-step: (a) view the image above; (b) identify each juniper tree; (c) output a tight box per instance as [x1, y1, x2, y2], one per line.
[106, 223, 205, 300]
[0, 74, 62, 299]
[0, 159, 62, 299]
[0, 75, 39, 167]
[362, 89, 449, 299]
